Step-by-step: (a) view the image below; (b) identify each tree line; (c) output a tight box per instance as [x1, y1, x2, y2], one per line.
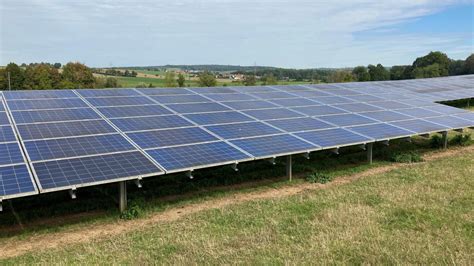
[0, 62, 119, 90]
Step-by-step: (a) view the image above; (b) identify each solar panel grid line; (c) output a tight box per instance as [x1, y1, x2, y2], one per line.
[119, 124, 197, 134]
[13, 117, 105, 126]
[72, 90, 167, 174]
[133, 88, 256, 159]
[141, 139, 223, 151]
[26, 148, 145, 164]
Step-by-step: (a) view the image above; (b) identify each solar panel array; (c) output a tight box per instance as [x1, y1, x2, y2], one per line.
[0, 74, 473, 201]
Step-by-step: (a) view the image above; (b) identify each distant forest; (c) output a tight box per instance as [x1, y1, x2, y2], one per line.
[0, 51, 473, 90]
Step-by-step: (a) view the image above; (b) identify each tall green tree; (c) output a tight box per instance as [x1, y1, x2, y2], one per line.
[328, 71, 354, 83]
[177, 73, 186, 87]
[61, 62, 96, 88]
[390, 65, 408, 80]
[23, 64, 61, 90]
[243, 74, 256, 86]
[352, 66, 370, 81]
[368, 64, 390, 81]
[412, 51, 450, 77]
[4, 62, 25, 89]
[261, 73, 277, 85]
[448, 60, 465, 76]
[164, 72, 177, 87]
[464, 54, 474, 74]
[198, 71, 217, 87]
[413, 63, 441, 78]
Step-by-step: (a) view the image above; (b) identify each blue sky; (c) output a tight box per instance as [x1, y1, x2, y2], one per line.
[0, 0, 472, 68]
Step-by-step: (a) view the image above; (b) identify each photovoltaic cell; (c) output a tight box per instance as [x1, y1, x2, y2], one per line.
[424, 115, 473, 129]
[266, 117, 334, 132]
[390, 119, 448, 134]
[295, 128, 371, 148]
[17, 120, 116, 140]
[77, 89, 139, 97]
[454, 112, 474, 123]
[312, 96, 354, 104]
[34, 151, 163, 190]
[0, 143, 24, 166]
[97, 105, 172, 118]
[3, 90, 77, 100]
[343, 94, 384, 102]
[147, 141, 249, 172]
[318, 113, 378, 127]
[243, 108, 304, 120]
[205, 93, 257, 102]
[423, 105, 469, 115]
[269, 98, 320, 107]
[151, 94, 211, 104]
[289, 90, 332, 98]
[7, 98, 88, 111]
[0, 112, 10, 125]
[205, 122, 282, 139]
[127, 127, 217, 149]
[24, 134, 136, 161]
[185, 111, 254, 125]
[333, 103, 383, 113]
[189, 87, 237, 94]
[250, 92, 296, 100]
[348, 123, 413, 140]
[166, 102, 230, 114]
[110, 115, 192, 132]
[393, 108, 441, 118]
[368, 101, 412, 110]
[12, 108, 101, 124]
[223, 100, 278, 110]
[86, 96, 154, 107]
[291, 105, 348, 116]
[360, 110, 413, 122]
[0, 125, 16, 143]
[0, 164, 36, 198]
[137, 88, 192, 95]
[230, 134, 316, 158]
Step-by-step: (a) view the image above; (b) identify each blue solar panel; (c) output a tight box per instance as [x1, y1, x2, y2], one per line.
[390, 119, 449, 134]
[230, 86, 276, 93]
[250, 92, 296, 100]
[0, 125, 16, 142]
[25, 134, 135, 161]
[312, 96, 354, 104]
[230, 134, 316, 158]
[7, 98, 88, 111]
[423, 105, 469, 115]
[454, 112, 474, 123]
[318, 114, 378, 127]
[147, 141, 249, 172]
[127, 127, 217, 149]
[368, 101, 412, 110]
[0, 143, 24, 166]
[12, 108, 101, 124]
[343, 94, 384, 102]
[34, 151, 163, 191]
[348, 123, 413, 140]
[86, 96, 154, 107]
[0, 102, 4, 112]
[223, 100, 278, 110]
[0, 112, 10, 125]
[97, 105, 172, 118]
[266, 117, 334, 132]
[137, 88, 192, 95]
[18, 120, 116, 140]
[243, 108, 304, 120]
[166, 102, 230, 113]
[77, 89, 139, 97]
[334, 103, 383, 113]
[111, 115, 192, 132]
[0, 164, 36, 198]
[151, 94, 211, 104]
[189, 87, 237, 94]
[358, 110, 412, 122]
[205, 93, 257, 102]
[424, 115, 473, 129]
[295, 128, 372, 148]
[185, 111, 254, 125]
[205, 121, 282, 139]
[390, 108, 440, 118]
[291, 105, 348, 116]
[324, 89, 361, 96]
[269, 98, 320, 107]
[289, 90, 332, 98]
[4, 90, 77, 100]
[275, 85, 310, 91]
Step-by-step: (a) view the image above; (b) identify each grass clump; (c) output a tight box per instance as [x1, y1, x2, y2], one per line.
[430, 135, 443, 148]
[450, 134, 472, 146]
[120, 200, 144, 220]
[390, 151, 424, 163]
[306, 172, 333, 184]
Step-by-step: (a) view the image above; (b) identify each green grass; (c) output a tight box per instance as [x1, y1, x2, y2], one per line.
[2, 141, 473, 264]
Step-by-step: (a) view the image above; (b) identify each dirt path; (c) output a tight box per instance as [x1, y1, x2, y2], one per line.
[1, 146, 473, 259]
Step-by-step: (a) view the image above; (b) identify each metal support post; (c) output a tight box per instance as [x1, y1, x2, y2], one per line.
[119, 181, 127, 213]
[442, 131, 448, 149]
[367, 143, 373, 164]
[286, 155, 292, 181]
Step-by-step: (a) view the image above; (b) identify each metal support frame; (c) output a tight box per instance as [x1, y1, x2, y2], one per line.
[69, 188, 77, 199]
[134, 178, 143, 188]
[231, 162, 239, 171]
[382, 140, 390, 146]
[467, 98, 471, 108]
[330, 148, 339, 155]
[420, 133, 430, 138]
[442, 131, 448, 149]
[186, 170, 194, 179]
[303, 152, 310, 160]
[0, 200, 3, 212]
[268, 157, 276, 165]
[367, 143, 373, 164]
[286, 155, 292, 181]
[359, 144, 366, 150]
[119, 181, 127, 213]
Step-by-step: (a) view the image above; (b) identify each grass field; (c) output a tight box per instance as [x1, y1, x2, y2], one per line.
[1, 141, 473, 264]
[0, 128, 473, 263]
